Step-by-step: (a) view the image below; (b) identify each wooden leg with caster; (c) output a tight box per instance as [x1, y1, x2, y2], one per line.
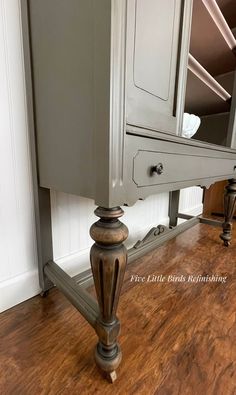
[40, 290, 50, 298]
[90, 207, 128, 382]
[220, 179, 236, 246]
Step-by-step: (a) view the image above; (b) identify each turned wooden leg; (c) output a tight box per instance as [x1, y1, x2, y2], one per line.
[220, 179, 236, 246]
[90, 207, 128, 382]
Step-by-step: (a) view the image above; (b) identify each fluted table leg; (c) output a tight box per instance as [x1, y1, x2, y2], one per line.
[90, 207, 128, 382]
[220, 179, 236, 246]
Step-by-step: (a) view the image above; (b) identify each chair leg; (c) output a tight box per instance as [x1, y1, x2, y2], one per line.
[90, 206, 128, 382]
[220, 179, 236, 246]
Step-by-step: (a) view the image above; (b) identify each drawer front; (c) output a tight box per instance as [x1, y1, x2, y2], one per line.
[133, 150, 236, 187]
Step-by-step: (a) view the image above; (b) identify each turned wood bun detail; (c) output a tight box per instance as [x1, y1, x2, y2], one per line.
[90, 207, 129, 246]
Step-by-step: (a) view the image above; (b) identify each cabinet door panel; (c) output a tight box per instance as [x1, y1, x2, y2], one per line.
[126, 0, 192, 135]
[134, 0, 175, 100]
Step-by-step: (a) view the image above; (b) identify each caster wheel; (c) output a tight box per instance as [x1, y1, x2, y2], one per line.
[106, 371, 117, 383]
[40, 290, 49, 298]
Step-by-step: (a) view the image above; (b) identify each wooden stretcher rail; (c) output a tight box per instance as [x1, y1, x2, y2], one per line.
[73, 216, 201, 288]
[73, 215, 224, 289]
[44, 260, 99, 327]
[188, 53, 232, 101]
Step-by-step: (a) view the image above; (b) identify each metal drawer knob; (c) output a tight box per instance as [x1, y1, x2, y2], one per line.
[151, 163, 164, 175]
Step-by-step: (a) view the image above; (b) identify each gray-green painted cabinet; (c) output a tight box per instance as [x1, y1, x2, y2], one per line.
[23, 0, 236, 208]
[21, 0, 236, 382]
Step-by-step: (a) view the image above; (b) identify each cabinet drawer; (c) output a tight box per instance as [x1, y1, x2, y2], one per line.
[133, 150, 236, 187]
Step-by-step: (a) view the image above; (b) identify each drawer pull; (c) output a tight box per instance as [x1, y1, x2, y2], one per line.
[151, 163, 164, 175]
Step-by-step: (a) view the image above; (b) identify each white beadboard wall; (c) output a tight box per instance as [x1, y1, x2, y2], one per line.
[0, 0, 203, 313]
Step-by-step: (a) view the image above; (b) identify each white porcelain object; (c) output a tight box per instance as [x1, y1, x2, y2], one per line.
[182, 112, 201, 138]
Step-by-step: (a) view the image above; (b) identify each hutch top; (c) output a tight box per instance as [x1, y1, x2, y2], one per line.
[22, 0, 236, 208]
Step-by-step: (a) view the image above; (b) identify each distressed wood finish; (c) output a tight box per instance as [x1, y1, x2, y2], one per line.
[203, 180, 227, 216]
[1, 223, 236, 394]
[220, 178, 236, 246]
[90, 207, 128, 381]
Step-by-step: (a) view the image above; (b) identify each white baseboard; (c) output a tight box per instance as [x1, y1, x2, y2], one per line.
[0, 204, 203, 313]
[55, 249, 91, 277]
[0, 250, 92, 313]
[0, 269, 40, 313]
[186, 203, 203, 216]
[178, 203, 203, 224]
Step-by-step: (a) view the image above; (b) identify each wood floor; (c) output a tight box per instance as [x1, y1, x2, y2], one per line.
[1, 223, 236, 395]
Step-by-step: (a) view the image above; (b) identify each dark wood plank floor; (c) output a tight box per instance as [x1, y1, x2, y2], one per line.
[1, 223, 236, 395]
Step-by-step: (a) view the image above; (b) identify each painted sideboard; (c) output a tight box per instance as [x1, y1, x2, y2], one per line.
[21, 0, 236, 382]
